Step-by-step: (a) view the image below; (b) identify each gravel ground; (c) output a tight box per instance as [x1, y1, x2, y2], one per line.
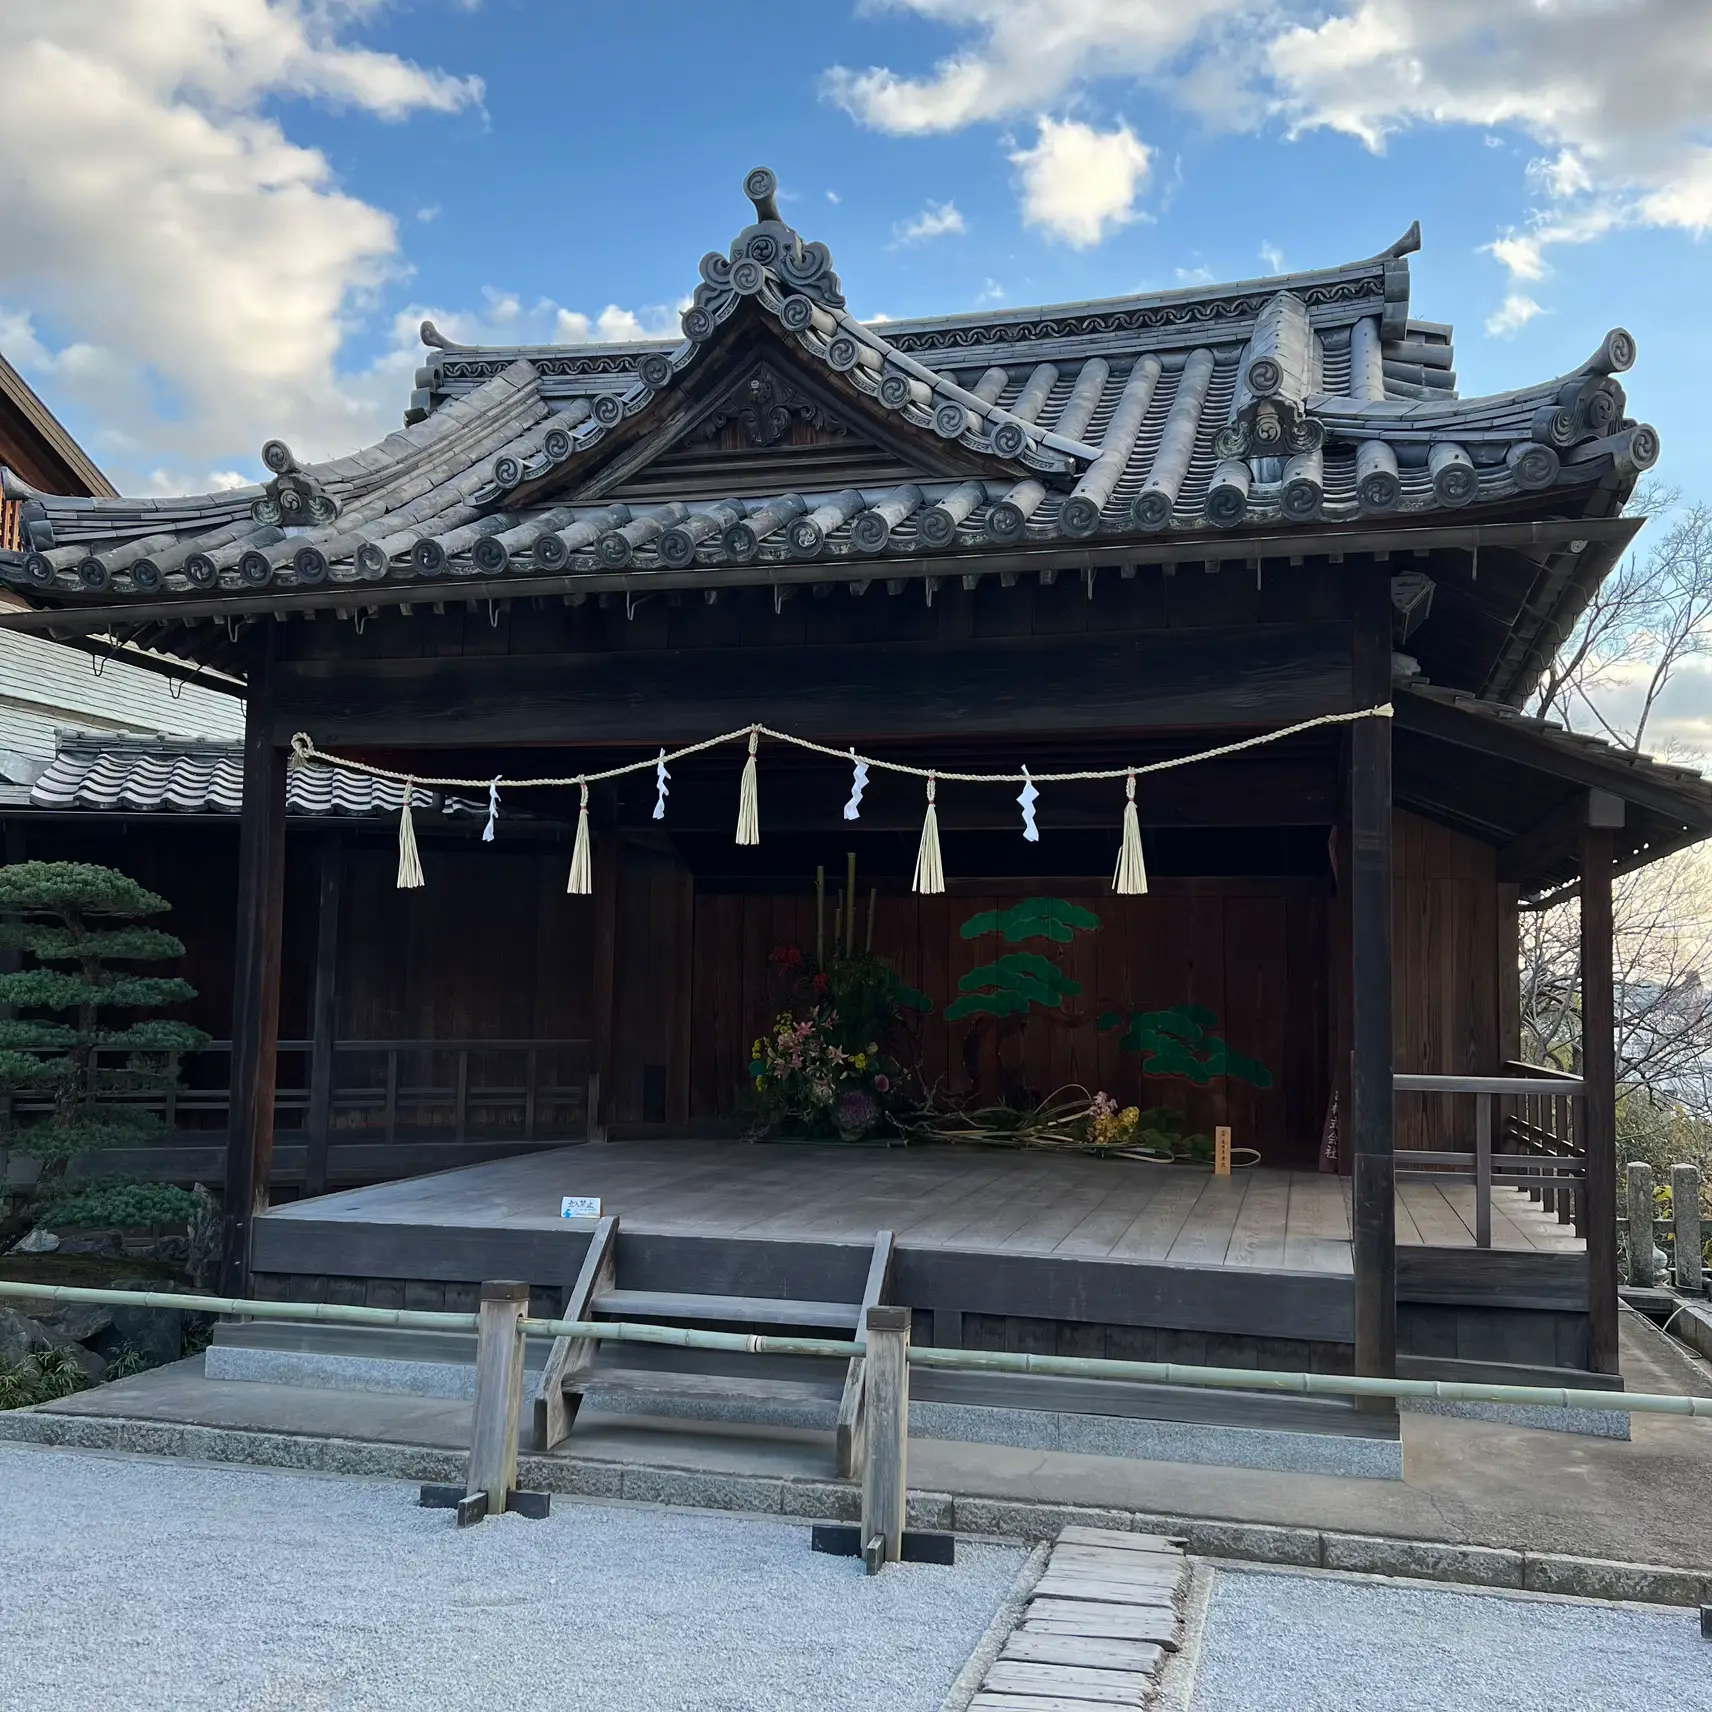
[1192, 1567, 1712, 1711]
[0, 1444, 1022, 1712]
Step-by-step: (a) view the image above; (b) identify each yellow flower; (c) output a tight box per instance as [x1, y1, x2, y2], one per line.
[852, 1052, 868, 1070]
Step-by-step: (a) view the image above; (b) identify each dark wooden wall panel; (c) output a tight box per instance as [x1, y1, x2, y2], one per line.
[335, 845, 592, 1043]
[1391, 809, 1505, 1153]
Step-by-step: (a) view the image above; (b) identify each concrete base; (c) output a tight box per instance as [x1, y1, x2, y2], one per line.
[1398, 1398, 1629, 1440]
[204, 1343, 1401, 1479]
[910, 1399, 1403, 1480]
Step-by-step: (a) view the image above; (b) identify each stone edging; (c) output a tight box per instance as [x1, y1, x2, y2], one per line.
[3, 1406, 1707, 1609]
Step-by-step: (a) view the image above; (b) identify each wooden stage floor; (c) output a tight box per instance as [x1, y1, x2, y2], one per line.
[262, 1140, 1583, 1277]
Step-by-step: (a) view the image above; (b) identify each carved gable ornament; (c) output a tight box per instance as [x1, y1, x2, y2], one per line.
[700, 364, 853, 448]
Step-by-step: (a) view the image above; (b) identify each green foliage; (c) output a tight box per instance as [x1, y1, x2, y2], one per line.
[0, 862, 170, 918]
[102, 1343, 151, 1383]
[0, 924, 186, 961]
[960, 898, 1101, 944]
[34, 1180, 200, 1229]
[0, 860, 208, 1247]
[946, 953, 1084, 1020]
[0, 1345, 90, 1411]
[0, 970, 196, 1012]
[1097, 1004, 1274, 1088]
[948, 898, 1098, 1022]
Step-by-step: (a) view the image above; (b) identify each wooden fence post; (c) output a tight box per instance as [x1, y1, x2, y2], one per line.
[861, 1305, 910, 1573]
[1626, 1163, 1656, 1287]
[1673, 1164, 1703, 1294]
[465, 1280, 530, 1525]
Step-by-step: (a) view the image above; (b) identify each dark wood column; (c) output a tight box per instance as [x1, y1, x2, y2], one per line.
[218, 634, 288, 1295]
[588, 827, 620, 1142]
[1350, 568, 1396, 1380]
[1581, 824, 1619, 1375]
[302, 831, 343, 1199]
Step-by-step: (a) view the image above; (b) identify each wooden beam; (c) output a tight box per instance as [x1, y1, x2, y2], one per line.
[0, 517, 1640, 639]
[1350, 569, 1396, 1382]
[301, 831, 342, 1199]
[217, 633, 288, 1296]
[1496, 789, 1625, 885]
[269, 626, 1354, 747]
[1581, 824, 1619, 1375]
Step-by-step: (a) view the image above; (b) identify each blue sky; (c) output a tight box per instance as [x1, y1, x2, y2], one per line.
[2, 1, 1708, 508]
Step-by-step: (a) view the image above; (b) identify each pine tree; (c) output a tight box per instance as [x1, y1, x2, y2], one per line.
[0, 862, 209, 1249]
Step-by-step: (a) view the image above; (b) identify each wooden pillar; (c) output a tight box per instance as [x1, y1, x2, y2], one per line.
[860, 1304, 910, 1571]
[1581, 823, 1619, 1374]
[1350, 568, 1396, 1380]
[302, 831, 342, 1199]
[218, 635, 288, 1296]
[587, 827, 620, 1141]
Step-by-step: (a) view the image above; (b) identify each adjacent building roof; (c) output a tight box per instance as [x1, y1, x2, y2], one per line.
[21, 735, 461, 819]
[0, 350, 115, 500]
[0, 167, 1655, 623]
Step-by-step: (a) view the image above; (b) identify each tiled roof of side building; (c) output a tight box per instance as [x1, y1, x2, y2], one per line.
[27, 735, 481, 819]
[0, 168, 1658, 607]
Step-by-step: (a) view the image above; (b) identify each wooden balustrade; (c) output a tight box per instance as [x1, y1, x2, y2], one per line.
[0, 499, 20, 554]
[1393, 1069, 1587, 1249]
[6, 1037, 596, 1190]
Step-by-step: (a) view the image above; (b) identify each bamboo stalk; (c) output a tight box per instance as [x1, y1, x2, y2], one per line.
[0, 1279, 475, 1333]
[866, 886, 876, 954]
[845, 852, 857, 957]
[0, 1281, 1702, 1417]
[815, 864, 825, 968]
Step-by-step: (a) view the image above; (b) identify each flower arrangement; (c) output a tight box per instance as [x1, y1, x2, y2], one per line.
[746, 945, 923, 1141]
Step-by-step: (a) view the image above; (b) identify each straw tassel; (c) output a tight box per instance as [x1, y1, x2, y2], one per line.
[396, 783, 425, 890]
[912, 773, 945, 894]
[1113, 771, 1148, 895]
[567, 780, 592, 895]
[735, 728, 760, 846]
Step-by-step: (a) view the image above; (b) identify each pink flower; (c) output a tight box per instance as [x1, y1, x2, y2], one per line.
[873, 1074, 890, 1093]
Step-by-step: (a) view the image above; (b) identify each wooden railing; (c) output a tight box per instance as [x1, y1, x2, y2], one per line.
[1394, 1068, 1587, 1248]
[8, 1037, 597, 1191]
[108, 1037, 594, 1139]
[0, 498, 21, 554]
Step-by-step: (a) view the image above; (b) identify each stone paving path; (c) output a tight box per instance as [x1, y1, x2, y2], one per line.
[970, 1525, 1187, 1709]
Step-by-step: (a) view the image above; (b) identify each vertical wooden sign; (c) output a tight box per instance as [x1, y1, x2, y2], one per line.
[1214, 1125, 1232, 1177]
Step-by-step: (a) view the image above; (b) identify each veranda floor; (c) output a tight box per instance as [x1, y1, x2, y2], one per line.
[265, 1140, 1584, 1277]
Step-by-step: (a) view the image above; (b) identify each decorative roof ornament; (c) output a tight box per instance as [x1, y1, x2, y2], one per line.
[682, 166, 847, 347]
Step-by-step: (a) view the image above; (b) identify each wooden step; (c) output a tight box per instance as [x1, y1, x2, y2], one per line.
[577, 1366, 845, 1405]
[590, 1289, 861, 1330]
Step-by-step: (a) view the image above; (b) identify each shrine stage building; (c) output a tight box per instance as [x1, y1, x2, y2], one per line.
[5, 168, 1709, 1455]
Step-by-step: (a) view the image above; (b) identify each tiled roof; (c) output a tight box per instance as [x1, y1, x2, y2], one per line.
[28, 737, 455, 817]
[1400, 681, 1712, 809]
[0, 168, 1656, 607]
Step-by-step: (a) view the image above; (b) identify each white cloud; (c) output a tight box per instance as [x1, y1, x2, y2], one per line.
[1010, 117, 1151, 247]
[826, 189, 841, 204]
[891, 199, 968, 244]
[416, 203, 442, 223]
[828, 1, 1712, 314]
[1485, 293, 1544, 338]
[1175, 265, 1216, 285]
[823, 1, 1253, 135]
[1258, 240, 1286, 272]
[0, 1, 483, 493]
[976, 278, 1006, 305]
[414, 291, 687, 352]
